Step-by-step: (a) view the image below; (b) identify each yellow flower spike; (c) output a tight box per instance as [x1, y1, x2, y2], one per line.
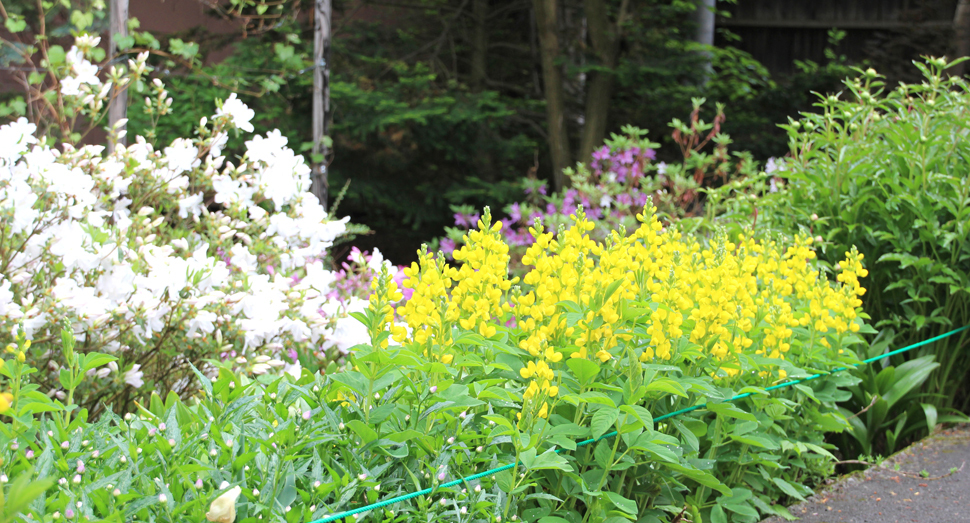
[23, 340, 30, 350]
[538, 402, 549, 418]
[595, 350, 612, 363]
[440, 354, 454, 365]
[16, 351, 25, 363]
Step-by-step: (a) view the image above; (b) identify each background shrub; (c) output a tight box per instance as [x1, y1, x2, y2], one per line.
[761, 58, 970, 455]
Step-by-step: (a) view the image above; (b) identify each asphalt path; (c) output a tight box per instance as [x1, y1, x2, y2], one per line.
[760, 424, 970, 523]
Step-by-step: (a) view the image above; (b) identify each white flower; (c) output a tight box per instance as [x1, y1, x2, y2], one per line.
[178, 192, 204, 219]
[217, 94, 255, 133]
[124, 365, 144, 388]
[206, 485, 241, 523]
[61, 46, 101, 97]
[164, 139, 200, 175]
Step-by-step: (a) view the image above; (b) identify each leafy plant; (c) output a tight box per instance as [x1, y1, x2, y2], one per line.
[5, 207, 873, 523]
[836, 330, 952, 457]
[763, 58, 970, 439]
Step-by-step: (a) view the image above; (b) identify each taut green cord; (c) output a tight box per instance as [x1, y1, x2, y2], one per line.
[309, 325, 969, 523]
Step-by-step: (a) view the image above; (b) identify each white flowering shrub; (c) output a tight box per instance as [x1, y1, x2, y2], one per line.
[0, 40, 375, 415]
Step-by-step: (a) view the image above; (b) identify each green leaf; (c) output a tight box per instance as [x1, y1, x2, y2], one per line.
[346, 420, 378, 444]
[519, 448, 570, 471]
[604, 492, 637, 515]
[723, 501, 759, 518]
[710, 503, 727, 523]
[619, 405, 653, 431]
[772, 477, 806, 502]
[708, 402, 757, 421]
[47, 45, 66, 66]
[277, 474, 298, 511]
[728, 434, 778, 449]
[672, 419, 699, 452]
[2, 473, 55, 520]
[882, 356, 938, 408]
[567, 358, 600, 385]
[591, 408, 619, 440]
[4, 16, 26, 33]
[921, 403, 938, 433]
[81, 353, 118, 373]
[644, 378, 688, 398]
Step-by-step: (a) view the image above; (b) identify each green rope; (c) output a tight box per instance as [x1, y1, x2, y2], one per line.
[309, 325, 969, 523]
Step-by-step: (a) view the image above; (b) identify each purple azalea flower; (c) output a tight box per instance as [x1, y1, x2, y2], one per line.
[509, 203, 522, 223]
[440, 238, 457, 257]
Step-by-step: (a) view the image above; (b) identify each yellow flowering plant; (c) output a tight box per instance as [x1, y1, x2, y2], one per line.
[2, 207, 870, 523]
[314, 205, 875, 523]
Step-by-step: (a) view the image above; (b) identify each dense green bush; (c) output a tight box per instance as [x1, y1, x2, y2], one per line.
[761, 58, 970, 454]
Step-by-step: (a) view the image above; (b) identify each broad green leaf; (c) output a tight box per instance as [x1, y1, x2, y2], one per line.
[591, 408, 619, 440]
[604, 492, 637, 515]
[772, 477, 806, 502]
[644, 378, 688, 398]
[567, 358, 600, 384]
[708, 402, 757, 421]
[520, 448, 570, 471]
[346, 420, 378, 444]
[710, 503, 727, 523]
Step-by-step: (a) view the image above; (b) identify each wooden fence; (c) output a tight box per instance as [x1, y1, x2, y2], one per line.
[716, 0, 958, 76]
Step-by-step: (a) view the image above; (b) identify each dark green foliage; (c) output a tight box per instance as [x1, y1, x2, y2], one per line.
[762, 58, 970, 454]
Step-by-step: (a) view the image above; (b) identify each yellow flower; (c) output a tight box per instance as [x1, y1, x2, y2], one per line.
[0, 393, 12, 414]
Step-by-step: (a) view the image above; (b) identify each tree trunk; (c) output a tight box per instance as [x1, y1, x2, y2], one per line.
[578, 0, 627, 162]
[311, 0, 332, 209]
[954, 0, 970, 77]
[533, 0, 571, 191]
[470, 0, 487, 92]
[694, 0, 716, 84]
[108, 0, 128, 153]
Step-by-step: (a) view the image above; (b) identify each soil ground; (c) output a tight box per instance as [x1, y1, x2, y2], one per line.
[760, 424, 970, 523]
